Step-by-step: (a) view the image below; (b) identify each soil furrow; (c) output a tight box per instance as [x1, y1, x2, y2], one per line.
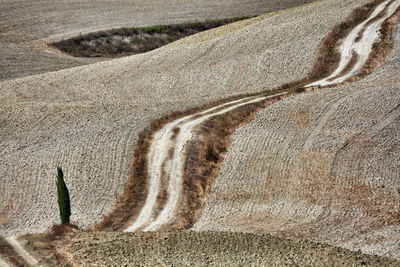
[119, 0, 400, 233]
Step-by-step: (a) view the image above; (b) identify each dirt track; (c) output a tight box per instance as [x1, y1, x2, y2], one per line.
[1, 0, 400, 264]
[122, 0, 400, 235]
[125, 93, 287, 232]
[4, 236, 38, 266]
[307, 0, 400, 86]
[0, 0, 363, 236]
[194, 2, 400, 260]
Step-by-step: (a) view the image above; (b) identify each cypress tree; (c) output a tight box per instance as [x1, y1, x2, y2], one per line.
[56, 167, 71, 224]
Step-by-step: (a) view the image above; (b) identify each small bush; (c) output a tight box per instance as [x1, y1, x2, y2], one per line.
[56, 167, 71, 225]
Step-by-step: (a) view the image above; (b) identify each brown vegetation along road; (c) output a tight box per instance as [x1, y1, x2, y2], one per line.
[307, 0, 400, 87]
[0, 236, 27, 267]
[0, 0, 398, 265]
[125, 93, 287, 232]
[121, 0, 399, 240]
[3, 236, 38, 266]
[194, 2, 400, 261]
[1, 0, 362, 236]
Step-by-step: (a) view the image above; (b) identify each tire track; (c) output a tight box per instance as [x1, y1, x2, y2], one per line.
[125, 94, 287, 231]
[3, 236, 37, 267]
[123, 0, 400, 232]
[306, 0, 400, 87]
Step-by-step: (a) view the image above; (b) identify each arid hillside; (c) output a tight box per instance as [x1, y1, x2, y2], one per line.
[0, 0, 364, 236]
[0, 0, 315, 81]
[194, 18, 400, 261]
[1, 0, 400, 265]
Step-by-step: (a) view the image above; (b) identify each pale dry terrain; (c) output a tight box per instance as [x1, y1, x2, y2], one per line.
[67, 231, 399, 266]
[121, 0, 400, 235]
[0, 0, 366, 236]
[194, 19, 400, 260]
[0, 0, 315, 81]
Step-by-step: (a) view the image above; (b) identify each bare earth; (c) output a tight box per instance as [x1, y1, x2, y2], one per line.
[0, 0, 315, 81]
[123, 0, 400, 236]
[194, 13, 400, 261]
[0, 0, 361, 236]
[67, 231, 400, 266]
[1, 0, 400, 265]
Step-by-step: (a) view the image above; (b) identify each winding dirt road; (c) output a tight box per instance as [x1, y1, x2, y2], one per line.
[124, 0, 400, 232]
[307, 0, 400, 87]
[125, 93, 287, 232]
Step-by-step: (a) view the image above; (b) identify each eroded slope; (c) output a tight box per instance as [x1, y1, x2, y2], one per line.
[0, 0, 368, 236]
[194, 21, 400, 260]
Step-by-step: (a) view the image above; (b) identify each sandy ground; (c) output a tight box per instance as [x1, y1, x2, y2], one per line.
[66, 231, 400, 266]
[0, 0, 365, 236]
[0, 0, 315, 82]
[194, 11, 400, 260]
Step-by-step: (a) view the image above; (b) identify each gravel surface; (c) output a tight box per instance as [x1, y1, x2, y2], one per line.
[0, 0, 316, 81]
[194, 15, 400, 260]
[68, 231, 400, 266]
[0, 0, 365, 236]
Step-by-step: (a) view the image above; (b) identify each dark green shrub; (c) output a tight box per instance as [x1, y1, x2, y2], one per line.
[56, 167, 71, 224]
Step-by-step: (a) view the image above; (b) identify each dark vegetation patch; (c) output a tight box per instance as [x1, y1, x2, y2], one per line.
[51, 17, 251, 57]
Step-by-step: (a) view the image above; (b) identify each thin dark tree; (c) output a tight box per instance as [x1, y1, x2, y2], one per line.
[56, 167, 71, 224]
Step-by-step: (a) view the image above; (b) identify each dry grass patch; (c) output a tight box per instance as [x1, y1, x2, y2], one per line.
[68, 231, 400, 266]
[51, 17, 252, 57]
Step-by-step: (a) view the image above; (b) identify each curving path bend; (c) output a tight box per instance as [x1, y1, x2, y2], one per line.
[124, 0, 400, 232]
